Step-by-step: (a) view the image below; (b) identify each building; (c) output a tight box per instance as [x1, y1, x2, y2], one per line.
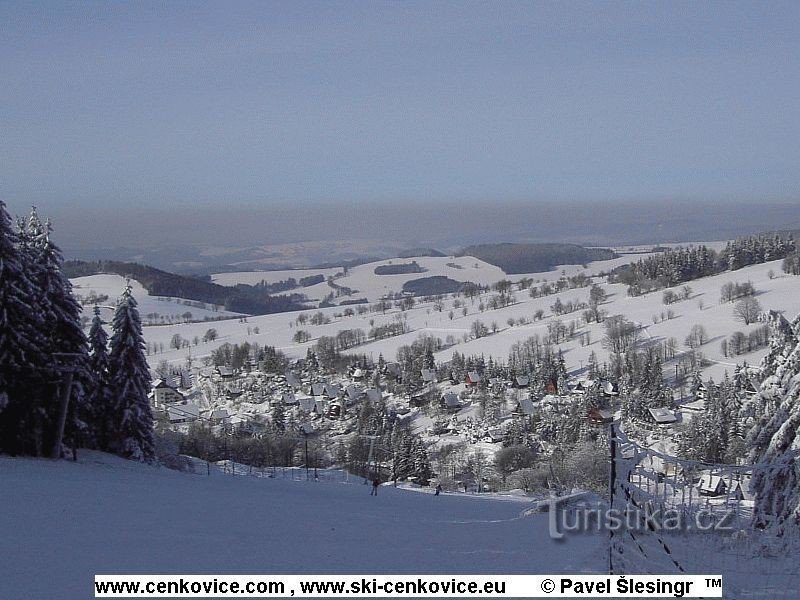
[152, 379, 183, 408]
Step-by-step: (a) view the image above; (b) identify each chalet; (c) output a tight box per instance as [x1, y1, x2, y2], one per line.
[281, 392, 299, 406]
[216, 366, 234, 379]
[345, 384, 363, 403]
[694, 381, 708, 400]
[441, 392, 462, 411]
[410, 389, 430, 407]
[152, 379, 183, 407]
[365, 388, 382, 404]
[323, 383, 342, 398]
[206, 408, 230, 425]
[229, 415, 252, 433]
[513, 375, 530, 389]
[421, 369, 437, 384]
[516, 397, 536, 416]
[350, 367, 366, 380]
[285, 372, 303, 390]
[648, 407, 677, 427]
[298, 396, 317, 413]
[698, 473, 727, 497]
[741, 379, 759, 397]
[601, 380, 620, 397]
[587, 407, 613, 425]
[483, 428, 505, 444]
[571, 379, 592, 395]
[384, 362, 402, 379]
[166, 403, 200, 424]
[465, 371, 482, 387]
[310, 382, 326, 397]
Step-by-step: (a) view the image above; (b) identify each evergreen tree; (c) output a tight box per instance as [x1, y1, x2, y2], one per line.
[0, 202, 48, 455]
[86, 306, 114, 450]
[24, 210, 91, 454]
[108, 286, 156, 462]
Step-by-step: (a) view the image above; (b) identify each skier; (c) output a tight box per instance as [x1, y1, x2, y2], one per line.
[370, 477, 379, 496]
[435, 483, 442, 496]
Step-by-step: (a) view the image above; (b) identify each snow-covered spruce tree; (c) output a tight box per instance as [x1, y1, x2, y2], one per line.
[744, 311, 800, 531]
[0, 202, 49, 455]
[108, 285, 156, 462]
[22, 209, 91, 454]
[86, 306, 115, 450]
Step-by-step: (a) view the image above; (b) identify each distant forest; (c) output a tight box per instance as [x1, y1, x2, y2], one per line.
[64, 260, 309, 315]
[374, 261, 426, 275]
[460, 243, 617, 274]
[402, 276, 464, 296]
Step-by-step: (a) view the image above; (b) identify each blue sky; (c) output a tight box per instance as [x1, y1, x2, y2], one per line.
[1, 0, 799, 215]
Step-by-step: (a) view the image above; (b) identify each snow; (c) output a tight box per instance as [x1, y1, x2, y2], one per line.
[86, 253, 797, 389]
[0, 453, 606, 599]
[70, 274, 242, 325]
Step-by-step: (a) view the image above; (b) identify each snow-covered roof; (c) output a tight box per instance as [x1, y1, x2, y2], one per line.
[441, 392, 462, 408]
[167, 403, 199, 422]
[648, 407, 677, 424]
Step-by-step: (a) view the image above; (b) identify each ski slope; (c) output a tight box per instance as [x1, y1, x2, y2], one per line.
[0, 453, 606, 600]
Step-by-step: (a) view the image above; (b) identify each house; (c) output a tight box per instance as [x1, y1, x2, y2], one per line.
[216, 366, 234, 379]
[206, 408, 230, 425]
[544, 379, 558, 394]
[152, 379, 183, 407]
[679, 398, 706, 413]
[441, 392, 462, 411]
[587, 407, 613, 425]
[350, 367, 365, 380]
[515, 397, 536, 416]
[166, 403, 200, 424]
[323, 383, 342, 398]
[285, 371, 303, 390]
[513, 375, 530, 389]
[281, 392, 299, 406]
[698, 473, 727, 497]
[229, 415, 252, 433]
[365, 388, 382, 404]
[648, 407, 677, 426]
[571, 379, 592, 395]
[298, 396, 317, 413]
[310, 382, 326, 397]
[384, 362, 402, 379]
[465, 371, 482, 387]
[345, 384, 363, 403]
[601, 380, 620, 397]
[483, 428, 505, 444]
[421, 369, 437, 384]
[694, 381, 708, 400]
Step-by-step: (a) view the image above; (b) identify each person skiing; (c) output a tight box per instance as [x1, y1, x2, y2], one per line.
[370, 477, 379, 496]
[435, 483, 442, 496]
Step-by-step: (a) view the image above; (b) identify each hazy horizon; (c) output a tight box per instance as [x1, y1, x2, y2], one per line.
[3, 1, 800, 267]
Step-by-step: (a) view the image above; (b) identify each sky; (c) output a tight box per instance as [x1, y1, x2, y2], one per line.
[1, 1, 799, 252]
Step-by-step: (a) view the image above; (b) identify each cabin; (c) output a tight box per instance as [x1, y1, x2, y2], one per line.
[587, 407, 613, 425]
[285, 372, 303, 390]
[281, 392, 299, 406]
[310, 382, 326, 397]
[600, 380, 620, 397]
[323, 383, 341, 398]
[698, 474, 728, 497]
[465, 371, 482, 387]
[206, 408, 230, 425]
[515, 397, 536, 416]
[441, 392, 462, 411]
[483, 428, 505, 444]
[215, 366, 234, 379]
[166, 403, 200, 424]
[694, 381, 708, 400]
[513, 375, 530, 389]
[345, 384, 363, 404]
[384, 362, 402, 379]
[421, 369, 437, 384]
[648, 407, 678, 427]
[544, 379, 558, 394]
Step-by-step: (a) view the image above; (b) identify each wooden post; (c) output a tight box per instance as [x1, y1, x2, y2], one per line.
[51, 371, 75, 459]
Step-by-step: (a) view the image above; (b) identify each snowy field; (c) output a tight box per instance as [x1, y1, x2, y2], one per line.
[139, 257, 799, 384]
[0, 453, 606, 600]
[70, 274, 242, 325]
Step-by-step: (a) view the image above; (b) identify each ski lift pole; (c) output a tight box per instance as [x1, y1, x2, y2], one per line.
[50, 353, 82, 459]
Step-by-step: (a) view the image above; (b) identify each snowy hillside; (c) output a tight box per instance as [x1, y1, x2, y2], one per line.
[145, 257, 798, 384]
[71, 274, 242, 325]
[0, 453, 605, 600]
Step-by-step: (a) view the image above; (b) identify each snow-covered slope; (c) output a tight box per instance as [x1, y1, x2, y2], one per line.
[145, 258, 797, 384]
[71, 274, 242, 325]
[0, 453, 605, 599]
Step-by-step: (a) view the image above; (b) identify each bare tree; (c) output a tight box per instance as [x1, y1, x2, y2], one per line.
[733, 297, 762, 325]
